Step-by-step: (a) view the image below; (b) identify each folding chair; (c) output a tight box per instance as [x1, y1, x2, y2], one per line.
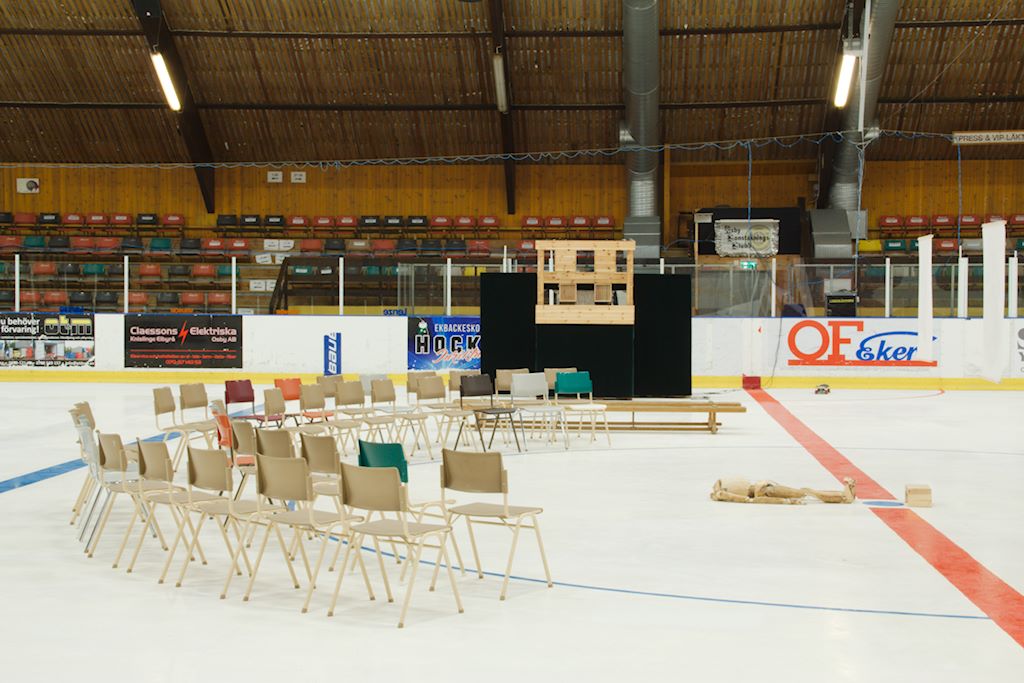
[511, 372, 568, 448]
[152, 386, 216, 469]
[441, 448, 552, 600]
[327, 462, 463, 628]
[371, 378, 432, 458]
[554, 371, 610, 445]
[457, 374, 523, 451]
[225, 379, 257, 417]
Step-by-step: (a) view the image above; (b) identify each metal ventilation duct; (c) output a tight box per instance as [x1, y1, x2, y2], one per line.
[828, 0, 901, 211]
[622, 0, 660, 257]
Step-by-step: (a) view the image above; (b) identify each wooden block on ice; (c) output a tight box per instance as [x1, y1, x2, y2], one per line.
[905, 484, 932, 507]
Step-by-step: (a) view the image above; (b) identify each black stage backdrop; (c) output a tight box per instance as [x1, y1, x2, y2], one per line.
[479, 272, 692, 398]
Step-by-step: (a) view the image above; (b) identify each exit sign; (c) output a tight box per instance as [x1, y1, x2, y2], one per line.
[738, 260, 757, 270]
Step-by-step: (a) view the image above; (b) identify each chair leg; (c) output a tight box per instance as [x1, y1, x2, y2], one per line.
[397, 539, 425, 628]
[371, 537, 394, 603]
[159, 508, 189, 584]
[499, 518, 524, 601]
[112, 498, 141, 569]
[242, 523, 274, 601]
[228, 519, 253, 575]
[464, 516, 484, 579]
[70, 475, 95, 525]
[273, 523, 301, 589]
[532, 515, 554, 588]
[221, 518, 253, 599]
[86, 491, 117, 558]
[441, 534, 464, 614]
[174, 512, 208, 586]
[327, 533, 374, 617]
[301, 531, 332, 613]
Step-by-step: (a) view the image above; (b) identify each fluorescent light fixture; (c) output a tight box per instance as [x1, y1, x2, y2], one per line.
[492, 52, 508, 113]
[150, 52, 181, 111]
[833, 52, 857, 108]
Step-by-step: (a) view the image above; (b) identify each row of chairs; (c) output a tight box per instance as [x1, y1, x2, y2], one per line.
[3, 261, 237, 280]
[860, 236, 1024, 254]
[5, 290, 232, 310]
[1, 212, 184, 230]
[216, 213, 617, 237]
[877, 213, 1024, 232]
[71, 398, 552, 627]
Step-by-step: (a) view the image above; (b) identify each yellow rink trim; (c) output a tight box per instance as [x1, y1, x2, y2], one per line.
[1, 370, 1022, 391]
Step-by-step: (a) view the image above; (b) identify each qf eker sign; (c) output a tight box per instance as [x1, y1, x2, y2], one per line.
[787, 320, 937, 367]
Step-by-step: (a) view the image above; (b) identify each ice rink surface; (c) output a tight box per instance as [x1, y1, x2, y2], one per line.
[0, 382, 1021, 681]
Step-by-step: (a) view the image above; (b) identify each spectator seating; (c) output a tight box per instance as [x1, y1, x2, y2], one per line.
[31, 261, 57, 278]
[179, 237, 201, 256]
[20, 290, 41, 307]
[324, 238, 346, 255]
[111, 214, 132, 230]
[300, 239, 324, 254]
[264, 215, 285, 230]
[202, 238, 225, 255]
[69, 237, 94, 254]
[287, 216, 309, 231]
[95, 291, 119, 309]
[313, 216, 334, 231]
[0, 236, 19, 252]
[216, 214, 238, 229]
[337, 216, 358, 233]
[406, 216, 428, 233]
[57, 262, 80, 278]
[95, 237, 121, 253]
[13, 213, 36, 228]
[359, 216, 381, 232]
[149, 237, 173, 255]
[22, 236, 47, 252]
[445, 239, 467, 257]
[48, 236, 71, 251]
[383, 216, 404, 234]
[162, 214, 185, 230]
[208, 291, 231, 309]
[396, 239, 418, 257]
[156, 292, 179, 306]
[122, 237, 144, 254]
[82, 264, 105, 279]
[63, 213, 84, 228]
[167, 264, 190, 283]
[136, 213, 158, 228]
[139, 263, 162, 283]
[371, 239, 396, 257]
[468, 239, 490, 258]
[86, 213, 108, 229]
[241, 214, 261, 230]
[38, 213, 61, 227]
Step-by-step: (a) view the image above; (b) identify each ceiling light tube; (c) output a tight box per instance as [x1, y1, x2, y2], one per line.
[492, 52, 508, 113]
[833, 53, 857, 108]
[150, 51, 181, 111]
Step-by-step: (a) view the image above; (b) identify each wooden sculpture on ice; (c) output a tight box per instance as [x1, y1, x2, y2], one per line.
[711, 477, 856, 504]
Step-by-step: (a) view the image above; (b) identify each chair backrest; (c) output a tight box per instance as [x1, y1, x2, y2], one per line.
[300, 433, 340, 475]
[263, 387, 286, 416]
[416, 375, 446, 402]
[70, 401, 95, 429]
[459, 373, 494, 402]
[335, 380, 365, 407]
[97, 433, 129, 472]
[339, 462, 405, 512]
[544, 367, 577, 390]
[406, 371, 436, 395]
[256, 428, 294, 458]
[231, 419, 257, 455]
[554, 371, 593, 396]
[274, 377, 302, 401]
[137, 440, 174, 482]
[359, 373, 386, 395]
[441, 448, 506, 494]
[225, 379, 255, 407]
[153, 386, 176, 418]
[448, 369, 480, 392]
[256, 453, 313, 503]
[179, 383, 208, 414]
[300, 384, 326, 411]
[316, 374, 337, 398]
[357, 439, 408, 483]
[511, 372, 550, 401]
[188, 446, 233, 493]
[370, 378, 396, 405]
[495, 368, 529, 393]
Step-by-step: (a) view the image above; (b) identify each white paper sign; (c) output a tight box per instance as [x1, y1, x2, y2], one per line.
[713, 220, 779, 257]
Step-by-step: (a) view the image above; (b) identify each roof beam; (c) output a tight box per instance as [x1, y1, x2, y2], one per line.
[131, 0, 215, 213]
[489, 0, 515, 214]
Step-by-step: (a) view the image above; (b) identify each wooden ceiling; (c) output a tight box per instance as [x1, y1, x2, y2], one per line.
[0, 0, 1020, 163]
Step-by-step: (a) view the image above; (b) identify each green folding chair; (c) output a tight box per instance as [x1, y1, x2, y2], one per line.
[553, 371, 611, 445]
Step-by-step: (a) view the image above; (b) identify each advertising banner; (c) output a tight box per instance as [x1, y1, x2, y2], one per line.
[0, 312, 95, 366]
[785, 319, 938, 370]
[713, 219, 779, 257]
[323, 332, 342, 376]
[407, 316, 481, 370]
[125, 314, 242, 368]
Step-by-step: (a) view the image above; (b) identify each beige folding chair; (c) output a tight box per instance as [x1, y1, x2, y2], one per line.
[495, 368, 529, 395]
[230, 419, 258, 499]
[179, 383, 210, 423]
[166, 446, 264, 588]
[256, 427, 295, 459]
[406, 371, 437, 401]
[152, 386, 216, 469]
[441, 448, 552, 600]
[69, 402, 98, 525]
[301, 384, 362, 452]
[260, 387, 292, 427]
[89, 433, 163, 561]
[300, 432, 344, 504]
[122, 439, 218, 576]
[374, 378, 432, 458]
[361, 379, 398, 442]
[224, 454, 366, 613]
[328, 462, 463, 628]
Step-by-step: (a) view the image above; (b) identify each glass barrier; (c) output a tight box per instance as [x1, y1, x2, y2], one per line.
[1, 250, 1020, 319]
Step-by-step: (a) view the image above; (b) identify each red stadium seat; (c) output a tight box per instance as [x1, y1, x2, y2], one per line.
[935, 238, 958, 252]
[192, 263, 216, 279]
[313, 216, 334, 229]
[138, 263, 162, 280]
[371, 239, 396, 256]
[300, 239, 324, 254]
[453, 216, 476, 235]
[180, 292, 205, 307]
[161, 213, 185, 227]
[544, 216, 567, 228]
[287, 215, 309, 228]
[13, 212, 36, 227]
[31, 262, 57, 276]
[904, 215, 929, 228]
[19, 290, 41, 306]
[520, 216, 542, 228]
[877, 215, 903, 228]
[517, 240, 537, 260]
[467, 239, 491, 257]
[94, 237, 121, 253]
[336, 215, 357, 229]
[201, 238, 225, 255]
[478, 215, 500, 229]
[931, 214, 955, 227]
[985, 214, 1007, 224]
[128, 292, 148, 306]
[110, 213, 132, 227]
[62, 213, 85, 228]
[430, 216, 453, 229]
[44, 290, 68, 306]
[569, 215, 591, 228]
[593, 215, 616, 236]
[208, 291, 231, 306]
[959, 214, 981, 227]
[226, 238, 250, 252]
[86, 213, 109, 227]
[0, 236, 20, 252]
[69, 237, 95, 253]
[1009, 214, 1024, 227]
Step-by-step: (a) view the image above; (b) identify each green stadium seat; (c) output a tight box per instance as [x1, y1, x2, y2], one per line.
[882, 239, 906, 252]
[82, 264, 106, 277]
[216, 264, 239, 278]
[149, 237, 173, 253]
[22, 235, 46, 252]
